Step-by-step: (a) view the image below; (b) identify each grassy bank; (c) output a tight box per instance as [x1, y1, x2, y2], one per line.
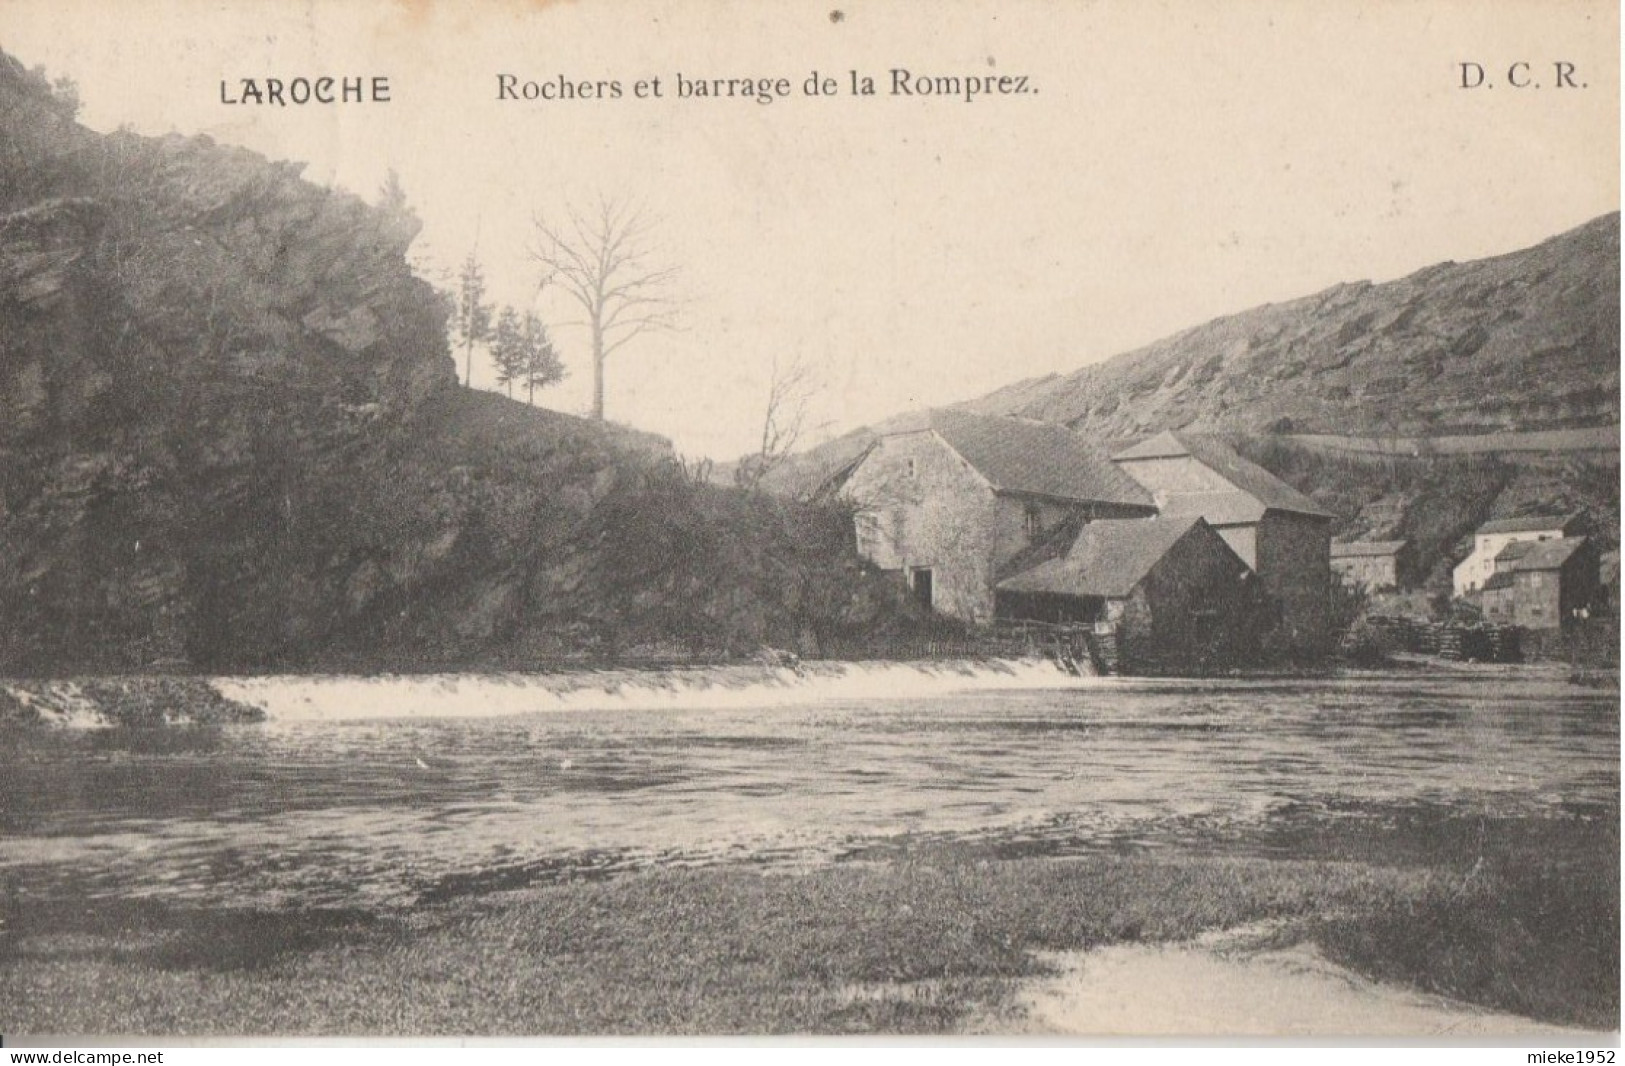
[2, 847, 1614, 1035]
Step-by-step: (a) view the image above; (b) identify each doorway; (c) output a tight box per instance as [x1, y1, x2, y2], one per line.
[910, 567, 934, 610]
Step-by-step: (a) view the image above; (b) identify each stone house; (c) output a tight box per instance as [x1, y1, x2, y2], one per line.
[996, 516, 1268, 672]
[837, 410, 1156, 623]
[1478, 536, 1597, 629]
[1110, 431, 1334, 654]
[1330, 540, 1410, 590]
[1452, 513, 1583, 596]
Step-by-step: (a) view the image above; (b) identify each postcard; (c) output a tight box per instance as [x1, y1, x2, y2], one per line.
[0, 0, 1617, 1045]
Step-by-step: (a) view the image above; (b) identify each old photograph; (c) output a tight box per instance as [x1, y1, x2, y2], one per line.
[0, 0, 1618, 1042]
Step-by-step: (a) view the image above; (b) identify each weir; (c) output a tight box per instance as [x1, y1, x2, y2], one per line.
[215, 657, 1106, 723]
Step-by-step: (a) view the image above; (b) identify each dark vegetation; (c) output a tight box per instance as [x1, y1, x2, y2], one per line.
[1232, 436, 1619, 596]
[2, 840, 1614, 1034]
[0, 677, 263, 726]
[0, 51, 930, 674]
[1315, 860, 1618, 1031]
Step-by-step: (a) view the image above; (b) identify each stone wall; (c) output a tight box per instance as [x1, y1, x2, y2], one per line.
[1257, 512, 1333, 654]
[1116, 522, 1265, 672]
[843, 430, 1000, 623]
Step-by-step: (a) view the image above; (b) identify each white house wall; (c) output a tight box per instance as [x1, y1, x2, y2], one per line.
[1452, 528, 1567, 595]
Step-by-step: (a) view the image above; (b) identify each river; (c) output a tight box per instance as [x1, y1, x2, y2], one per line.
[1, 667, 1616, 911]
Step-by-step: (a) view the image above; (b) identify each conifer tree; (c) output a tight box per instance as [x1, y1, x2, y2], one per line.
[520, 310, 566, 405]
[452, 253, 491, 389]
[490, 306, 524, 398]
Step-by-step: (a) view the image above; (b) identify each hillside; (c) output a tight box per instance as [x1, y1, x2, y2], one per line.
[754, 215, 1619, 586]
[964, 214, 1619, 438]
[0, 53, 921, 674]
[762, 214, 1618, 497]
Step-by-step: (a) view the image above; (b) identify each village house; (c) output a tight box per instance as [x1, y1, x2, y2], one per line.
[1110, 431, 1334, 654]
[995, 515, 1268, 672]
[1330, 540, 1411, 590]
[836, 412, 1337, 665]
[1477, 536, 1597, 630]
[837, 410, 1157, 623]
[1452, 513, 1583, 596]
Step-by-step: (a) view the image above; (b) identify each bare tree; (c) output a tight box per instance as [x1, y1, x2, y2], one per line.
[528, 197, 679, 421]
[736, 354, 822, 491]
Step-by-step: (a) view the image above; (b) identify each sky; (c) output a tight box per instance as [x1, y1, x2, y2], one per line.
[5, 0, 1619, 460]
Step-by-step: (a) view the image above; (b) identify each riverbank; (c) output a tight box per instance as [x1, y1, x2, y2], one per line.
[1, 844, 1615, 1036]
[1007, 935, 1591, 1036]
[0, 677, 264, 728]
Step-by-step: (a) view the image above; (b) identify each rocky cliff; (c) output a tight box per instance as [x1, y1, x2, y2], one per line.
[0, 53, 916, 673]
[963, 214, 1619, 439]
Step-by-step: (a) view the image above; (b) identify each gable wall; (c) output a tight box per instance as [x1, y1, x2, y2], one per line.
[842, 431, 1000, 623]
[1114, 455, 1232, 498]
[1214, 524, 1258, 568]
[1117, 524, 1265, 672]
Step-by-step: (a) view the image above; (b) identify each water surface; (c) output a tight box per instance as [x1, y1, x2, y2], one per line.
[1, 669, 1615, 908]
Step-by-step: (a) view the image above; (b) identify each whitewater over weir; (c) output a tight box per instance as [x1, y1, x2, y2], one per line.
[216, 658, 1108, 723]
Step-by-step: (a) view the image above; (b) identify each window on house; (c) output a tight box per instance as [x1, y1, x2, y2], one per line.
[855, 513, 882, 553]
[904, 457, 917, 478]
[1024, 503, 1042, 540]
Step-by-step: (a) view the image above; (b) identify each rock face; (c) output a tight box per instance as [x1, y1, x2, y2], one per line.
[0, 52, 913, 674]
[963, 214, 1620, 439]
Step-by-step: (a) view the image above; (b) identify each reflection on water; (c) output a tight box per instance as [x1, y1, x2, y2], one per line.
[1, 672, 1616, 908]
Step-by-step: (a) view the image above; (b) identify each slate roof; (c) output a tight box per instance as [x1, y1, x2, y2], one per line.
[924, 410, 1154, 508]
[996, 516, 1220, 599]
[1111, 430, 1334, 520]
[1493, 540, 1538, 564]
[1111, 430, 1194, 461]
[1478, 513, 1582, 536]
[1512, 536, 1588, 571]
[1331, 540, 1407, 558]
